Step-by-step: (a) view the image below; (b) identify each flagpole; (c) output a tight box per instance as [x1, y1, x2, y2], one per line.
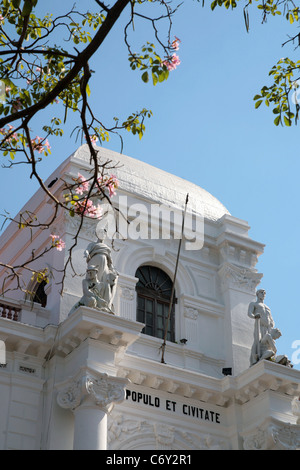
[160, 193, 189, 364]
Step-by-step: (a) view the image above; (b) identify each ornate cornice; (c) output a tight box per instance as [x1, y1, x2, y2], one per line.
[218, 262, 263, 293]
[243, 418, 300, 450]
[57, 368, 129, 413]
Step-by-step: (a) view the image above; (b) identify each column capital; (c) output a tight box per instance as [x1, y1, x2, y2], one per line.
[57, 368, 129, 413]
[218, 262, 263, 294]
[243, 419, 300, 450]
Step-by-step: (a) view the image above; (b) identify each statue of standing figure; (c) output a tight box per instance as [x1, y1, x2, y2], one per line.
[248, 289, 291, 367]
[69, 226, 118, 315]
[84, 227, 118, 312]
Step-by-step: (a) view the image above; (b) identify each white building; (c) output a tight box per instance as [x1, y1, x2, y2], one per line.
[0, 144, 299, 451]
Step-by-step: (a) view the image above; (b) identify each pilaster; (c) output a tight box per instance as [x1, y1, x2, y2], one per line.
[217, 215, 265, 376]
[57, 368, 129, 450]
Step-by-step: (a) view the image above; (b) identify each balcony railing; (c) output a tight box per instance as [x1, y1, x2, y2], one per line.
[0, 302, 21, 321]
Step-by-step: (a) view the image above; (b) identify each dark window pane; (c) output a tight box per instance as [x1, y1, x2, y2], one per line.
[135, 266, 175, 342]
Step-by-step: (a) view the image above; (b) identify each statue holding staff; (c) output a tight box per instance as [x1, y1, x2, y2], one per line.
[248, 289, 277, 365]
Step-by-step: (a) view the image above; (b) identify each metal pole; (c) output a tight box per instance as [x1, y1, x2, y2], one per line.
[160, 194, 189, 364]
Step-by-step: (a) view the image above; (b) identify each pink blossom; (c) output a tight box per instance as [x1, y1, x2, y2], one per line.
[90, 135, 98, 143]
[162, 53, 181, 71]
[29, 136, 51, 154]
[84, 134, 98, 144]
[74, 198, 103, 219]
[30, 137, 44, 153]
[56, 239, 65, 251]
[50, 234, 65, 251]
[93, 204, 103, 219]
[106, 175, 119, 197]
[44, 139, 51, 150]
[97, 174, 119, 197]
[75, 173, 90, 195]
[171, 36, 181, 51]
[0, 125, 18, 143]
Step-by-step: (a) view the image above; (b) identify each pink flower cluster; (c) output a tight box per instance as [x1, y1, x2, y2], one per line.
[50, 234, 65, 251]
[171, 36, 181, 51]
[75, 172, 119, 199]
[75, 173, 90, 195]
[71, 172, 119, 219]
[89, 135, 98, 144]
[162, 36, 181, 71]
[99, 174, 119, 198]
[0, 124, 18, 143]
[84, 134, 98, 144]
[162, 53, 181, 71]
[30, 136, 51, 154]
[74, 198, 103, 219]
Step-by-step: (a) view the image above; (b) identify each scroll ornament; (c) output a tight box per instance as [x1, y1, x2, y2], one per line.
[57, 372, 128, 413]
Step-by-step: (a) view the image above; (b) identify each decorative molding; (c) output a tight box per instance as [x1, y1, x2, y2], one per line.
[218, 262, 263, 293]
[64, 211, 98, 241]
[292, 396, 300, 424]
[243, 419, 300, 450]
[184, 307, 198, 320]
[57, 369, 129, 413]
[108, 412, 227, 450]
[121, 287, 135, 301]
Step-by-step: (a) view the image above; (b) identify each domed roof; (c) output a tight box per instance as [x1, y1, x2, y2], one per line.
[70, 145, 230, 222]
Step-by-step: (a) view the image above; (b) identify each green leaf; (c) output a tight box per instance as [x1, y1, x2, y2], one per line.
[284, 115, 292, 126]
[274, 115, 281, 126]
[152, 73, 158, 86]
[141, 71, 149, 83]
[255, 100, 263, 109]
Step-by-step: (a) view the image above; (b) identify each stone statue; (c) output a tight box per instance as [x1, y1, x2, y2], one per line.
[84, 227, 118, 311]
[69, 227, 118, 315]
[259, 327, 282, 361]
[248, 289, 280, 366]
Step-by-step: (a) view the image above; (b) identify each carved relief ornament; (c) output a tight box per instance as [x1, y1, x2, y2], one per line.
[243, 421, 300, 450]
[218, 262, 263, 293]
[57, 370, 129, 413]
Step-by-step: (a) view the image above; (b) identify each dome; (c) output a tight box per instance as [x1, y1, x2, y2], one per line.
[69, 145, 230, 222]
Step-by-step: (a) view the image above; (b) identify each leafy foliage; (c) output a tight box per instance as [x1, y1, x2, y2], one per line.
[0, 0, 181, 294]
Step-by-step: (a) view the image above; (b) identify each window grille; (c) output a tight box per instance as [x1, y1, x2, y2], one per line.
[135, 265, 175, 342]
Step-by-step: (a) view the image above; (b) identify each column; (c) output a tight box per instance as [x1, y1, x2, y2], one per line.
[57, 369, 129, 450]
[218, 261, 263, 374]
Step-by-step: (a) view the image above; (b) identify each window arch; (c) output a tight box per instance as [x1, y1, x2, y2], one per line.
[32, 280, 47, 307]
[135, 265, 175, 342]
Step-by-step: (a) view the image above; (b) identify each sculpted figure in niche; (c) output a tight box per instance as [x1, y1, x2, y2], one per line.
[69, 227, 118, 315]
[84, 227, 118, 312]
[248, 289, 291, 367]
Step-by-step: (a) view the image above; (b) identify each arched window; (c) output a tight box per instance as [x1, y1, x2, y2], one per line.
[135, 265, 175, 342]
[32, 280, 47, 308]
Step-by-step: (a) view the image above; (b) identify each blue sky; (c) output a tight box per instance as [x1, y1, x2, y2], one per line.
[1, 1, 300, 368]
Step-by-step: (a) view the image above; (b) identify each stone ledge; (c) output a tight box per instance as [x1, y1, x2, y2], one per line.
[51, 306, 144, 358]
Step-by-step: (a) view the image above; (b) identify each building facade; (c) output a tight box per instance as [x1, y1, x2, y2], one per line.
[0, 145, 299, 450]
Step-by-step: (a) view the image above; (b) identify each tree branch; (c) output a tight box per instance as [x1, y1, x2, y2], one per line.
[0, 0, 131, 128]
